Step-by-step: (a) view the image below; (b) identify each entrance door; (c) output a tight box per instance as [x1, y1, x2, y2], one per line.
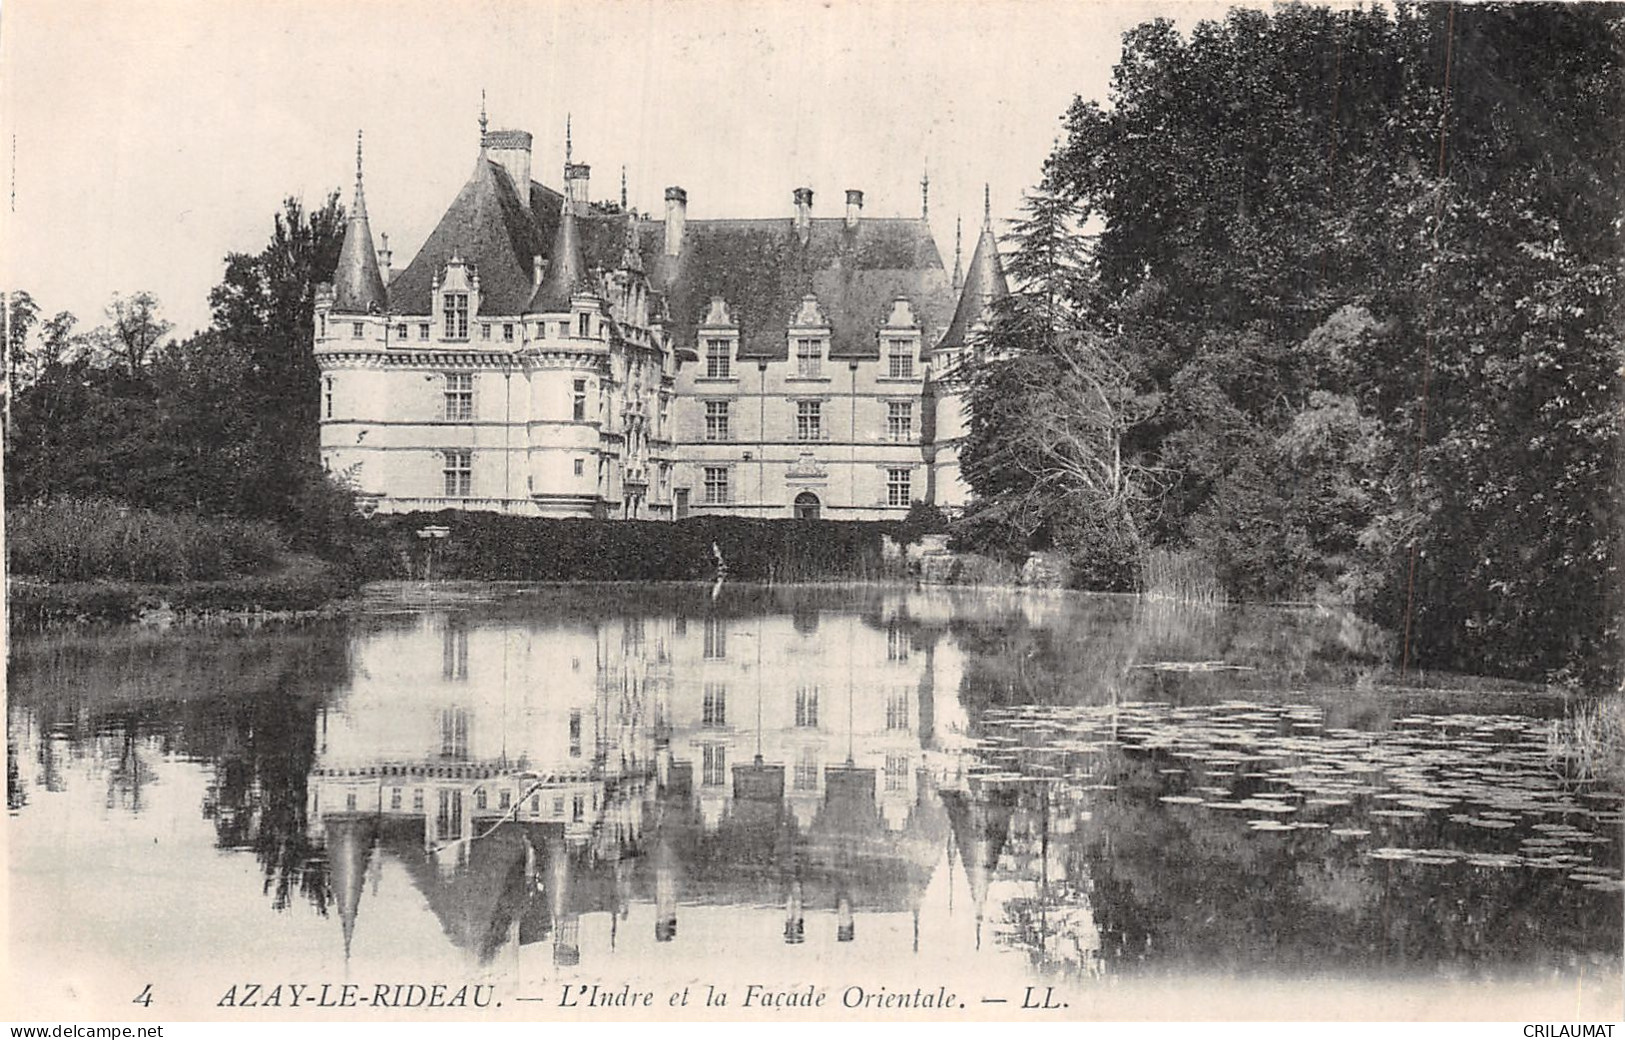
[675, 488, 690, 519]
[794, 491, 821, 520]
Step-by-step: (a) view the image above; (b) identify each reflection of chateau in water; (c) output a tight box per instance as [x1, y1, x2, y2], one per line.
[304, 593, 1097, 969]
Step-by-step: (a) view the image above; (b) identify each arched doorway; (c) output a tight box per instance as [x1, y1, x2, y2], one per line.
[793, 491, 821, 520]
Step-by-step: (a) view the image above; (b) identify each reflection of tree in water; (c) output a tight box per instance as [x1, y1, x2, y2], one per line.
[6, 740, 25, 811]
[202, 635, 350, 914]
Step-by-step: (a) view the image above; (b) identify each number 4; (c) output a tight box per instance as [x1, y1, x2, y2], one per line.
[133, 985, 154, 1007]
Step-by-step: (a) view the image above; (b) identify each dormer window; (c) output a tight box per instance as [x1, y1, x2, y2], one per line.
[886, 338, 915, 379]
[704, 338, 732, 379]
[351, 322, 364, 339]
[443, 293, 469, 340]
[577, 312, 592, 338]
[795, 337, 823, 377]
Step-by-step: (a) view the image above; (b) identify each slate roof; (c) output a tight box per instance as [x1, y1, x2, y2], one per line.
[638, 216, 957, 359]
[331, 179, 389, 314]
[939, 218, 1009, 350]
[386, 157, 563, 316]
[381, 148, 982, 357]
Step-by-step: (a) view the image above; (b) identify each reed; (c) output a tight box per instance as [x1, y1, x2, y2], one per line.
[1139, 547, 1227, 605]
[8, 497, 286, 583]
[1546, 692, 1625, 786]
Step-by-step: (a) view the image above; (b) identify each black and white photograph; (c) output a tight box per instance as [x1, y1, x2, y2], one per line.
[2, 0, 1621, 1027]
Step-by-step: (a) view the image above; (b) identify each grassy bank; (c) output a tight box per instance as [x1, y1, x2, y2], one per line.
[8, 553, 353, 626]
[7, 498, 356, 627]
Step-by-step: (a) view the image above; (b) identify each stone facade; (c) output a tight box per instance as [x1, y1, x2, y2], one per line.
[315, 121, 1006, 520]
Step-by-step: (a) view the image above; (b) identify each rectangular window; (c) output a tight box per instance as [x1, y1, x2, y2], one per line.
[796, 400, 822, 441]
[444, 372, 474, 421]
[887, 622, 910, 661]
[705, 339, 731, 379]
[319, 314, 327, 339]
[703, 616, 726, 659]
[887, 467, 911, 507]
[886, 689, 910, 731]
[795, 337, 822, 377]
[887, 401, 913, 442]
[569, 710, 582, 757]
[346, 791, 357, 812]
[795, 686, 819, 728]
[795, 748, 819, 791]
[413, 789, 425, 812]
[703, 466, 729, 505]
[443, 449, 473, 497]
[395, 322, 407, 340]
[702, 683, 727, 727]
[704, 401, 730, 442]
[577, 312, 591, 338]
[480, 323, 492, 341]
[659, 396, 671, 433]
[885, 753, 910, 791]
[498, 789, 511, 810]
[436, 789, 463, 841]
[351, 322, 363, 339]
[443, 628, 469, 680]
[702, 744, 726, 787]
[887, 339, 915, 378]
[572, 794, 585, 821]
[503, 323, 514, 342]
[440, 708, 469, 759]
[390, 788, 402, 811]
[572, 378, 587, 422]
[475, 787, 488, 811]
[323, 378, 333, 420]
[573, 458, 584, 477]
[442, 293, 469, 339]
[418, 323, 430, 341]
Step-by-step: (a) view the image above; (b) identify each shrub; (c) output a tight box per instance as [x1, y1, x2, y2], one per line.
[358, 513, 917, 584]
[8, 498, 286, 583]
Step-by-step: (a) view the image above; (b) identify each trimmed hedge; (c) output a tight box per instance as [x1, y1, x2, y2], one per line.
[363, 513, 926, 583]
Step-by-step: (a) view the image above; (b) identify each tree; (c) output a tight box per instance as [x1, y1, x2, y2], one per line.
[102, 291, 172, 376]
[1033, 2, 1622, 683]
[959, 178, 1163, 585]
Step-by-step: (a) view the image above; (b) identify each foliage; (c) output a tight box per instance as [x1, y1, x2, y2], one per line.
[8, 497, 285, 583]
[6, 194, 352, 553]
[1003, 2, 1621, 685]
[361, 513, 918, 584]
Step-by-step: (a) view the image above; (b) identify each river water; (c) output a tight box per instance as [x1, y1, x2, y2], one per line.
[6, 584, 1621, 1018]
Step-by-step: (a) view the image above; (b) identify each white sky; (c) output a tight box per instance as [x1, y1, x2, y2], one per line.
[1, 0, 1219, 337]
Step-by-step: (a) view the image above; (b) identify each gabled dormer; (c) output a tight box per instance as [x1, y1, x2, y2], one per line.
[879, 296, 923, 381]
[432, 256, 480, 342]
[788, 294, 831, 380]
[697, 296, 739, 381]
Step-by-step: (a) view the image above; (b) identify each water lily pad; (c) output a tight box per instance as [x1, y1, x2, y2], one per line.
[1331, 828, 1371, 837]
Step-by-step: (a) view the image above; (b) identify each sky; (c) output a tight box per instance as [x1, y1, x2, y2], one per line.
[1, 0, 1221, 338]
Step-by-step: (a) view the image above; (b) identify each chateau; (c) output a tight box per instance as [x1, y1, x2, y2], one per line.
[314, 116, 1008, 520]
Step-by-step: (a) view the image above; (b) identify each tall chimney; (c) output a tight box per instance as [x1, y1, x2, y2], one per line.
[377, 233, 393, 284]
[484, 129, 534, 211]
[664, 186, 687, 257]
[793, 187, 813, 242]
[844, 189, 863, 230]
[565, 163, 591, 216]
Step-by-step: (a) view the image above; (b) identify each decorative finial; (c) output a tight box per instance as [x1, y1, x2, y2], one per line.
[355, 130, 364, 188]
[621, 165, 628, 210]
[479, 90, 488, 138]
[921, 167, 930, 219]
[566, 113, 572, 166]
[984, 183, 991, 223]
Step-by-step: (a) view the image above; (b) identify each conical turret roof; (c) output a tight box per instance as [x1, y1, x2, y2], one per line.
[938, 194, 1008, 350]
[331, 132, 389, 315]
[530, 196, 595, 313]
